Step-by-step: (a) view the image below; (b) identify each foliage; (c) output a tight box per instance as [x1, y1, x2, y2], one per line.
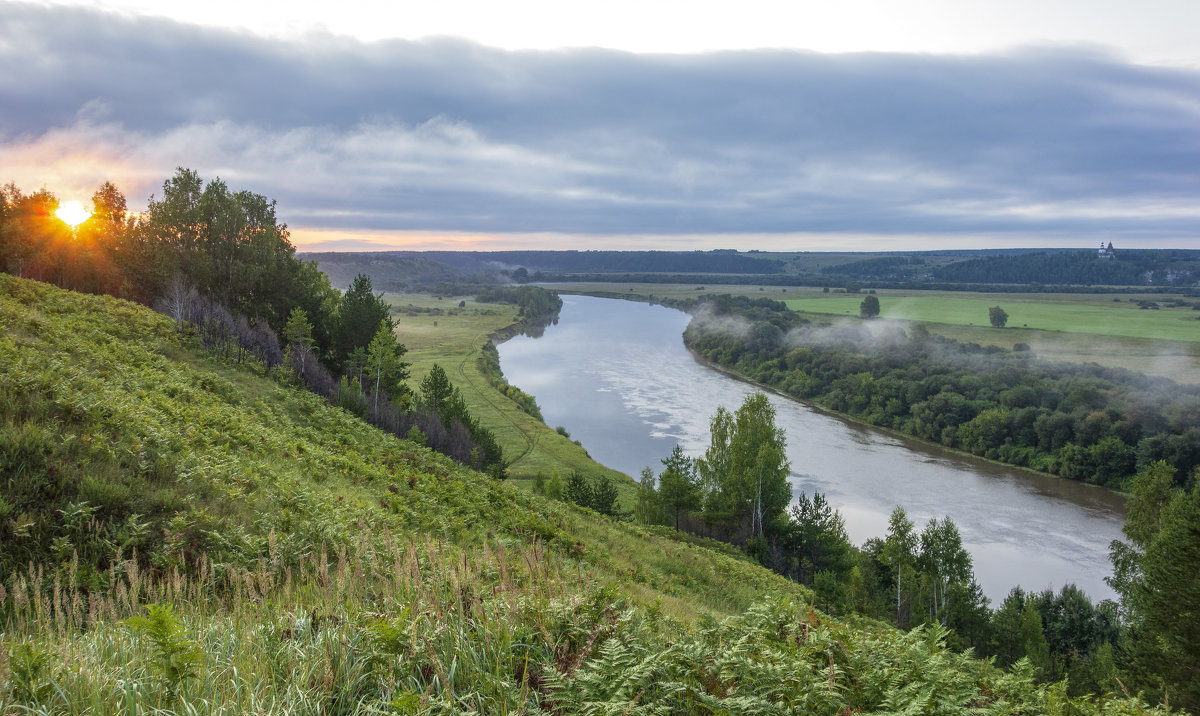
[990, 305, 1009, 328]
[685, 293, 1200, 488]
[932, 249, 1200, 287]
[657, 445, 702, 530]
[124, 603, 207, 695]
[860, 294, 881, 318]
[1109, 461, 1200, 711]
[696, 393, 790, 539]
[564, 471, 623, 517]
[336, 273, 392, 369]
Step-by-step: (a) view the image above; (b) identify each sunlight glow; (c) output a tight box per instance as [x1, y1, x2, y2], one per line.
[55, 200, 91, 228]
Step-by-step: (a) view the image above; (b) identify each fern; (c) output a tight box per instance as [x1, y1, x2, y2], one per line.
[6, 640, 54, 705]
[123, 603, 206, 697]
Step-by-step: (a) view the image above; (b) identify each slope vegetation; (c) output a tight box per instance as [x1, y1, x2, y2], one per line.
[0, 276, 1174, 714]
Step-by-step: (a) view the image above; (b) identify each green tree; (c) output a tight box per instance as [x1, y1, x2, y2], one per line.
[990, 587, 1028, 667]
[365, 320, 411, 412]
[1112, 465, 1200, 710]
[283, 307, 318, 382]
[779, 492, 854, 587]
[882, 506, 918, 626]
[1020, 600, 1052, 678]
[658, 445, 701, 529]
[336, 273, 391, 368]
[859, 294, 880, 318]
[419, 364, 456, 426]
[590, 476, 621, 517]
[634, 467, 667, 525]
[918, 517, 973, 624]
[697, 393, 790, 539]
[989, 305, 1009, 328]
[565, 471, 593, 508]
[544, 471, 564, 501]
[138, 168, 296, 322]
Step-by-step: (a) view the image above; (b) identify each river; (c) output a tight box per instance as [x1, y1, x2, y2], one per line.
[497, 294, 1127, 603]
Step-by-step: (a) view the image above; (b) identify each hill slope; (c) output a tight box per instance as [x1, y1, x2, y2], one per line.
[0, 276, 1174, 714]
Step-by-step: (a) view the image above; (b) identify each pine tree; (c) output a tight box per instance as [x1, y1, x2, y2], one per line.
[658, 445, 701, 529]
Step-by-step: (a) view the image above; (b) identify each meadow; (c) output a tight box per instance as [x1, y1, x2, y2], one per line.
[386, 294, 636, 498]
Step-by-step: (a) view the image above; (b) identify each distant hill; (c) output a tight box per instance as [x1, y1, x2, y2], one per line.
[305, 248, 1200, 291]
[302, 251, 475, 290]
[302, 250, 786, 285]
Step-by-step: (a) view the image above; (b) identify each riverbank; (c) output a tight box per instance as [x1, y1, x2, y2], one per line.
[498, 293, 1127, 602]
[686, 342, 1127, 498]
[387, 292, 637, 500]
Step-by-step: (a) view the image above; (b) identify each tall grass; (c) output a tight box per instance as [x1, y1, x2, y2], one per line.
[2, 539, 1177, 714]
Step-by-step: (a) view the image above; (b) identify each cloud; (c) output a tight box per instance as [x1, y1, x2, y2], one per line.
[2, 2, 1199, 245]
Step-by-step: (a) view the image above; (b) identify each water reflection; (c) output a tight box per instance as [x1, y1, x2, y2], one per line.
[497, 295, 1126, 602]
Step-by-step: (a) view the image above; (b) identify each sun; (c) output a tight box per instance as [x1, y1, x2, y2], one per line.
[55, 200, 91, 228]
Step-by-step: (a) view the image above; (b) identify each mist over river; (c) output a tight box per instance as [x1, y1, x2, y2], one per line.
[497, 295, 1126, 603]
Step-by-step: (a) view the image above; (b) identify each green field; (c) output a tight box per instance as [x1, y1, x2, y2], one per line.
[785, 292, 1200, 342]
[387, 293, 636, 498]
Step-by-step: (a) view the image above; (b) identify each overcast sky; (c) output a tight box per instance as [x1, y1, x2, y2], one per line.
[3, 1, 1199, 251]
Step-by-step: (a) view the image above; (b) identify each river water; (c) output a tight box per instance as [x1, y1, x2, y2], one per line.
[497, 295, 1127, 603]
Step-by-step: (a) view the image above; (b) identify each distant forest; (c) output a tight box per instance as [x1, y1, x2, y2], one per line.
[305, 248, 1200, 292]
[930, 250, 1200, 287]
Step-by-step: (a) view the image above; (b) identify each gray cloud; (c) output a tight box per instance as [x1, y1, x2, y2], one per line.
[2, 2, 1198, 244]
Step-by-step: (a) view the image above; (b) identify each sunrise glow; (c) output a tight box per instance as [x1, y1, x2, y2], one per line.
[55, 200, 91, 228]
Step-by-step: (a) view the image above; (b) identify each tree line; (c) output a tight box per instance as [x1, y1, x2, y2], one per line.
[630, 390, 1195, 706]
[931, 249, 1200, 287]
[0, 170, 508, 474]
[682, 294, 1200, 490]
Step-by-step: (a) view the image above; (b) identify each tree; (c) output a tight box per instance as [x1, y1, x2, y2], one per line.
[283, 307, 318, 382]
[419, 364, 456, 426]
[634, 467, 667, 525]
[590, 476, 621, 517]
[1020, 599, 1052, 678]
[138, 168, 296, 321]
[989, 305, 1009, 328]
[1109, 462, 1200, 710]
[696, 393, 790, 539]
[778, 493, 853, 586]
[882, 506, 918, 626]
[565, 471, 593, 507]
[365, 319, 411, 412]
[918, 517, 973, 623]
[336, 273, 391, 368]
[859, 294, 880, 318]
[658, 445, 701, 529]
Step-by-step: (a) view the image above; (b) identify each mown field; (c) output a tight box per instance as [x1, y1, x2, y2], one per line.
[542, 282, 1200, 382]
[386, 293, 635, 500]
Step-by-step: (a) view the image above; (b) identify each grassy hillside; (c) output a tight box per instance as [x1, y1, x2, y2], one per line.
[0, 276, 1176, 714]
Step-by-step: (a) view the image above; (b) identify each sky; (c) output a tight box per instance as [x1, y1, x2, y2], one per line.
[2, 1, 1199, 252]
